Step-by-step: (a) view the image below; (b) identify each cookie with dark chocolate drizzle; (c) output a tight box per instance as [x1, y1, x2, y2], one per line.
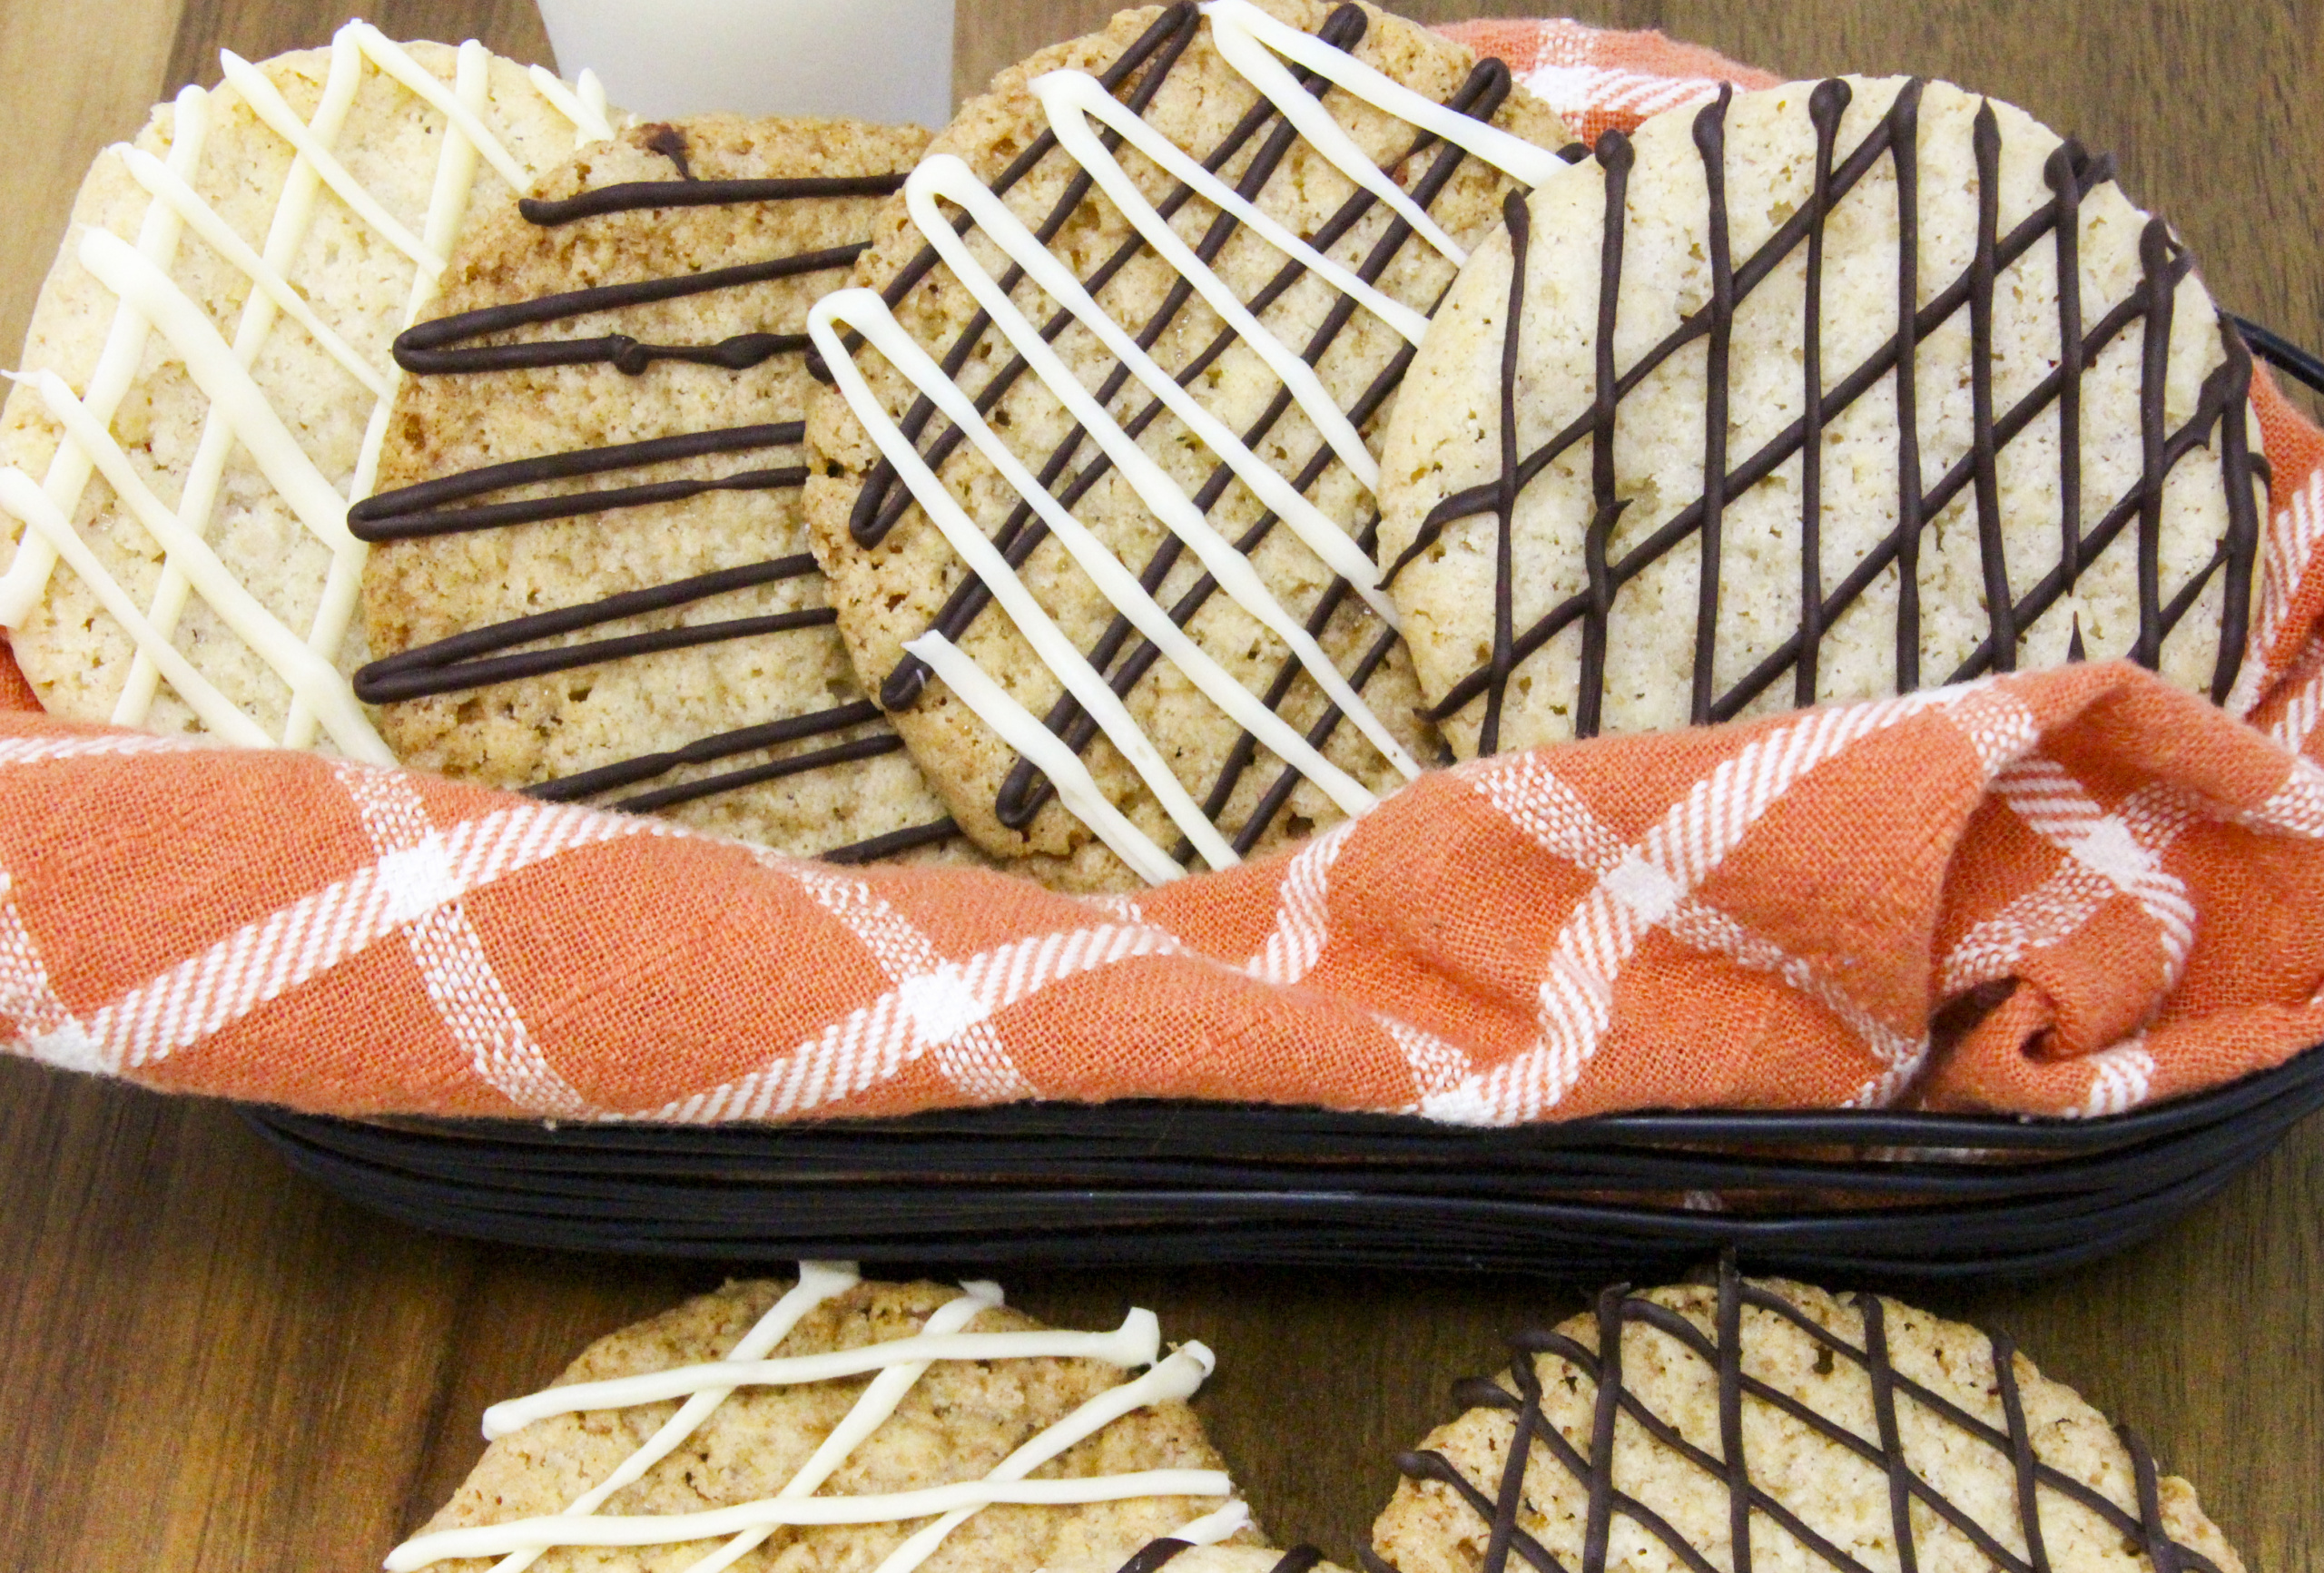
[804, 0, 1570, 891]
[1378, 76, 2265, 758]
[356, 114, 970, 863]
[1368, 1263, 2245, 1573]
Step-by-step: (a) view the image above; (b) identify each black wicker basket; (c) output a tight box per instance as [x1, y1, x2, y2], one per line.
[246, 324, 2324, 1284]
[246, 1038, 2324, 1282]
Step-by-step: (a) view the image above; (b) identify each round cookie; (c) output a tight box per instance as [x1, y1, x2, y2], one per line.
[0, 32, 624, 757]
[357, 115, 967, 862]
[1377, 76, 2265, 757]
[1370, 1270, 2245, 1573]
[806, 0, 1572, 890]
[389, 1266, 1264, 1573]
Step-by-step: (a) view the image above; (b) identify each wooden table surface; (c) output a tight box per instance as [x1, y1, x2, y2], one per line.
[2, 1, 2320, 1568]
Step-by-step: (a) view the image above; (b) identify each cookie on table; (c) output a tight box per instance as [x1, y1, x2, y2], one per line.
[1370, 1267, 2244, 1573]
[1378, 75, 2265, 757]
[356, 114, 967, 862]
[805, 0, 1572, 890]
[0, 31, 622, 759]
[387, 1265, 1268, 1573]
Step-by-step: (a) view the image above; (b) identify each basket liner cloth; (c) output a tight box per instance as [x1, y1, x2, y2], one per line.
[5, 21, 2324, 1127]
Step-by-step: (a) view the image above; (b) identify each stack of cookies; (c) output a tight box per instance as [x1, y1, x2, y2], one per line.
[0, 0, 2270, 896]
[0, 11, 2273, 1570]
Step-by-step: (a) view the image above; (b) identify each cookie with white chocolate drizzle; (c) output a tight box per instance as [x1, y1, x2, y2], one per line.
[357, 116, 971, 862]
[1377, 76, 2264, 756]
[1368, 1263, 2247, 1573]
[0, 33, 621, 757]
[806, 0, 1571, 891]
[387, 1263, 1278, 1573]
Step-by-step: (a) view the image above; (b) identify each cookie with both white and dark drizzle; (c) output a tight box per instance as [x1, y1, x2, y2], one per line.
[805, 0, 1571, 891]
[355, 114, 976, 863]
[1377, 75, 2265, 758]
[1369, 1264, 2246, 1573]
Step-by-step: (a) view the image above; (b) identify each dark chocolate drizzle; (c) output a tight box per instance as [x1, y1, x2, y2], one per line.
[359, 153, 956, 861]
[520, 173, 910, 227]
[1479, 185, 1531, 758]
[643, 123, 694, 180]
[1890, 83, 1925, 692]
[1386, 79, 2264, 739]
[1796, 81, 1846, 703]
[1117, 1540, 1199, 1573]
[391, 245, 869, 376]
[844, 1, 1526, 863]
[350, 424, 803, 541]
[353, 555, 833, 703]
[1114, 1541, 1324, 1573]
[1370, 1261, 2218, 1573]
[1689, 89, 1737, 725]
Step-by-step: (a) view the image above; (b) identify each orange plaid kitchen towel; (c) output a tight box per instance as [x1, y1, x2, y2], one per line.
[4, 21, 2324, 1126]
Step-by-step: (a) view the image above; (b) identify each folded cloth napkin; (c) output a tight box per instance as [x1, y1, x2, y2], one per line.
[5, 22, 2324, 1127]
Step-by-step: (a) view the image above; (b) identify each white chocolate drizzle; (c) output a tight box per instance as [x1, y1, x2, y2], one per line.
[1028, 71, 1428, 420]
[114, 145, 389, 398]
[383, 1262, 1244, 1573]
[1203, 1, 1568, 219]
[908, 630, 1186, 883]
[7, 372, 381, 754]
[0, 26, 619, 756]
[814, 290, 1246, 871]
[473, 1261, 872, 1573]
[78, 231, 362, 555]
[480, 1308, 1168, 1435]
[524, 63, 615, 145]
[819, 0, 1558, 880]
[216, 48, 444, 273]
[0, 468, 271, 745]
[0, 82, 215, 689]
[905, 153, 1403, 643]
[820, 275, 1385, 833]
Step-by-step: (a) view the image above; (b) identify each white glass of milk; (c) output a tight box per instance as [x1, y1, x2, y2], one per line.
[537, 0, 958, 128]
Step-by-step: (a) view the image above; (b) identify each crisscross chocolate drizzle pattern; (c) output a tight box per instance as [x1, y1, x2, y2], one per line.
[835, 2, 1544, 872]
[1365, 1261, 2219, 1573]
[348, 135, 957, 864]
[1387, 80, 2263, 747]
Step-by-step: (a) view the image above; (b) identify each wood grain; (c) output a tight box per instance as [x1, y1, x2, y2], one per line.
[0, 0, 189, 394]
[163, 0, 554, 90]
[3, 1, 2322, 1569]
